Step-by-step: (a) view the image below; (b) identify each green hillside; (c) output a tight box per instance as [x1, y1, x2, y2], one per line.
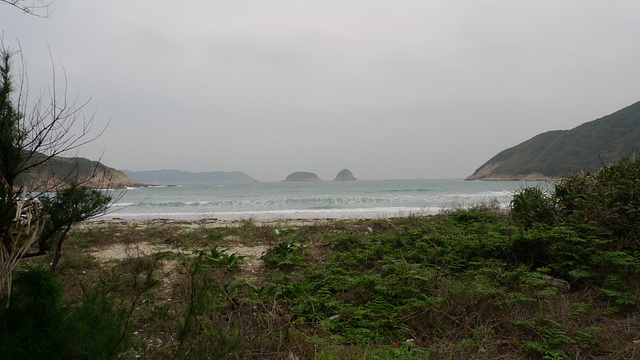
[17, 155, 142, 190]
[467, 101, 640, 180]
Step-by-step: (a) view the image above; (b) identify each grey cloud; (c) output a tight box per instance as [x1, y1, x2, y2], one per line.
[1, 1, 640, 180]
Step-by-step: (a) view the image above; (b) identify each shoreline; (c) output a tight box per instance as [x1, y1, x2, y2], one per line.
[99, 179, 519, 223]
[86, 216, 356, 228]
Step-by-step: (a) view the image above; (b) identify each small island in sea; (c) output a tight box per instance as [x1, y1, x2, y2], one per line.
[284, 171, 321, 181]
[334, 169, 357, 181]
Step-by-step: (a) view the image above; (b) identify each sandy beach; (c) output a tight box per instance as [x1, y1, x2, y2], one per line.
[89, 216, 347, 229]
[80, 217, 360, 263]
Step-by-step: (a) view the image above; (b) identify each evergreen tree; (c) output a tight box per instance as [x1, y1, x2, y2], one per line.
[0, 46, 109, 301]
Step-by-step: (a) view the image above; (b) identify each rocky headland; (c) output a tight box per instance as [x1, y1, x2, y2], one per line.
[466, 101, 640, 181]
[19, 155, 144, 190]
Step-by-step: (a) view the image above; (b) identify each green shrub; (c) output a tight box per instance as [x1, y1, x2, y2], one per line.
[554, 154, 640, 247]
[510, 185, 557, 229]
[262, 240, 306, 270]
[508, 155, 640, 286]
[0, 267, 127, 360]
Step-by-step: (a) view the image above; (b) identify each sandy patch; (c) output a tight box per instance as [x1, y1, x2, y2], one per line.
[87, 217, 341, 230]
[229, 244, 270, 274]
[89, 240, 270, 279]
[90, 242, 188, 262]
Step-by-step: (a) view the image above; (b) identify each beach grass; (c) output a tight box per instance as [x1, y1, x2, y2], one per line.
[8, 153, 640, 359]
[4, 206, 638, 359]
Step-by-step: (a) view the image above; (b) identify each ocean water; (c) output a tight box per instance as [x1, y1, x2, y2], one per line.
[98, 179, 547, 221]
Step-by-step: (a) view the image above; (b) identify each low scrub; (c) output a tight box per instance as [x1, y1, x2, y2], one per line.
[4, 155, 640, 359]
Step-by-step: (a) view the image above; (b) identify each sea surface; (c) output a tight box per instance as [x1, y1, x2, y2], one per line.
[98, 179, 548, 221]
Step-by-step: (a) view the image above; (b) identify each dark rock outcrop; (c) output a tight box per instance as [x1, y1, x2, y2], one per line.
[284, 172, 321, 181]
[333, 169, 357, 181]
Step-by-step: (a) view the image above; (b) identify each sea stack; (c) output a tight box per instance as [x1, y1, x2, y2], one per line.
[284, 172, 322, 181]
[333, 169, 357, 181]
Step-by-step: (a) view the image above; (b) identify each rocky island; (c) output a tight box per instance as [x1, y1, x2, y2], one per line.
[333, 169, 357, 181]
[284, 172, 322, 181]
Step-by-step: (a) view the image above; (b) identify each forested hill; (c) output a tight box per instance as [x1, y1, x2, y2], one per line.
[466, 101, 640, 180]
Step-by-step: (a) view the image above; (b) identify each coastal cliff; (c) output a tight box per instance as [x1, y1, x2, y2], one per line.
[467, 101, 640, 181]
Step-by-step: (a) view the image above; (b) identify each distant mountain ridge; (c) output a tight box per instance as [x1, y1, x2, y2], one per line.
[466, 101, 640, 181]
[123, 169, 254, 185]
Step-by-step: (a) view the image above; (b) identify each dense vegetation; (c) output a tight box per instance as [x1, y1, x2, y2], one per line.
[467, 101, 640, 180]
[2, 155, 640, 359]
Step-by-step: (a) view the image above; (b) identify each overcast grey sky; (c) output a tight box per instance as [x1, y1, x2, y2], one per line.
[1, 1, 639, 181]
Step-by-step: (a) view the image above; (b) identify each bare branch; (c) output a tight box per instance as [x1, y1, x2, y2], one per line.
[6, 46, 109, 187]
[0, 0, 51, 18]
[0, 36, 114, 303]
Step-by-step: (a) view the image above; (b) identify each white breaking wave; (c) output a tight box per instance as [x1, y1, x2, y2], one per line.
[95, 179, 535, 221]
